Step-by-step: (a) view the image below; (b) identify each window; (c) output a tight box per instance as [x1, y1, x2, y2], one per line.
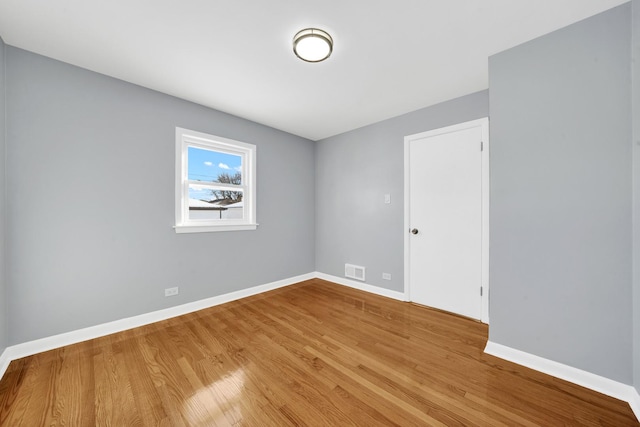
[175, 127, 256, 233]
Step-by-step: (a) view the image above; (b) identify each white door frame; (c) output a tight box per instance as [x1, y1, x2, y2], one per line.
[404, 118, 490, 324]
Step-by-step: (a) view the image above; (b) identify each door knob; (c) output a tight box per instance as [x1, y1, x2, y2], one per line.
[411, 228, 419, 235]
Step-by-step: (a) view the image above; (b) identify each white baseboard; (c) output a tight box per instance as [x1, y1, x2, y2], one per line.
[630, 388, 640, 422]
[485, 341, 640, 422]
[314, 272, 407, 301]
[0, 347, 11, 379]
[0, 272, 315, 380]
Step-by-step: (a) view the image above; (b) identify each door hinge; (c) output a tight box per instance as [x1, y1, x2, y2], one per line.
[480, 141, 484, 151]
[480, 286, 483, 296]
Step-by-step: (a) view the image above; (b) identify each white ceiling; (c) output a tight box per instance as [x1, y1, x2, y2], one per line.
[0, 0, 628, 141]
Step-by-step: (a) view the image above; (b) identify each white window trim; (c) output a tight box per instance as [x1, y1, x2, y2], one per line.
[174, 127, 257, 233]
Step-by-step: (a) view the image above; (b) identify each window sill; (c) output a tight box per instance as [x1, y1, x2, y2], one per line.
[174, 223, 258, 233]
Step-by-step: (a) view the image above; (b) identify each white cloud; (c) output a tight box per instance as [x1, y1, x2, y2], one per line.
[218, 163, 230, 170]
[234, 166, 242, 171]
[204, 161, 213, 166]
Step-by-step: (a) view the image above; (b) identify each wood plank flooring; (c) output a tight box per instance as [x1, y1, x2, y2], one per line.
[0, 278, 637, 426]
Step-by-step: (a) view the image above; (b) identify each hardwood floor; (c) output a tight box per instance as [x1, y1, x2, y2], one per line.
[0, 278, 637, 426]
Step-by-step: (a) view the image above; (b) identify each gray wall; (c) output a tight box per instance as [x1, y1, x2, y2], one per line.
[633, 0, 640, 394]
[489, 4, 632, 383]
[315, 91, 488, 292]
[0, 37, 6, 354]
[5, 47, 315, 344]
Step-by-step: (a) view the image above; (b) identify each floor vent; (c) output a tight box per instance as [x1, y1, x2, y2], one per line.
[345, 263, 366, 281]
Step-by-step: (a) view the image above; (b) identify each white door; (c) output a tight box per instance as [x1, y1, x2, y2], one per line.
[405, 119, 488, 321]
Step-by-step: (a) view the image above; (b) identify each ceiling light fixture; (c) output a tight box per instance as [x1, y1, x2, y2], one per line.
[293, 28, 333, 63]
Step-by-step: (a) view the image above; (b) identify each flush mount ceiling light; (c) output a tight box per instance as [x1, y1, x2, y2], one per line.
[293, 28, 333, 63]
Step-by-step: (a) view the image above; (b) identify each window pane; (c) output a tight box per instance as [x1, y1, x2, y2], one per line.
[188, 146, 242, 185]
[176, 128, 256, 232]
[188, 186, 244, 221]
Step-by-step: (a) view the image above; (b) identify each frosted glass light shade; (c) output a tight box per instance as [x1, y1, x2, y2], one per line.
[293, 28, 333, 62]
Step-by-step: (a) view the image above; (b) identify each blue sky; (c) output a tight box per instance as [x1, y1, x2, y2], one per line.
[188, 146, 242, 181]
[188, 147, 242, 201]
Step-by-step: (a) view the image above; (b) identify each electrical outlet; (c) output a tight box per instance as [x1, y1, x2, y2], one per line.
[165, 287, 179, 297]
[382, 273, 391, 280]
